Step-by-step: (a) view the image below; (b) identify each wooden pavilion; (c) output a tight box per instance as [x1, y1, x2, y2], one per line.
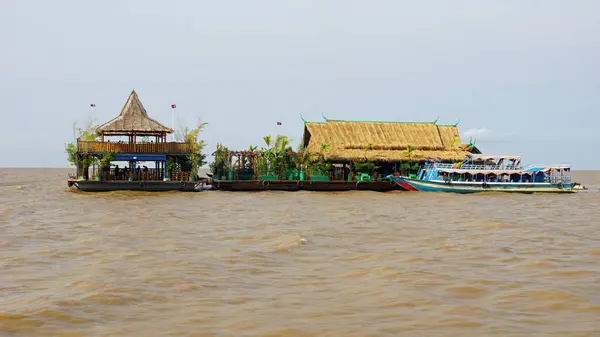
[302, 118, 481, 177]
[75, 90, 194, 183]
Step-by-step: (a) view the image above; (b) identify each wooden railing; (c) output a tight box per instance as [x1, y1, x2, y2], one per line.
[77, 140, 193, 154]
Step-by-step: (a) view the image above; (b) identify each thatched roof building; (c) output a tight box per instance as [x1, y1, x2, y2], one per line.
[302, 119, 480, 162]
[97, 90, 174, 136]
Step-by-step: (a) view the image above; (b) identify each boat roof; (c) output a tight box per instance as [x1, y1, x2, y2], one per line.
[522, 164, 571, 172]
[439, 169, 533, 175]
[439, 165, 571, 175]
[464, 154, 521, 161]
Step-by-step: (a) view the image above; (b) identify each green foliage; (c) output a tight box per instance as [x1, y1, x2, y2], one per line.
[209, 143, 229, 178]
[259, 135, 295, 176]
[315, 142, 330, 161]
[65, 143, 78, 167]
[398, 161, 420, 174]
[405, 145, 416, 159]
[77, 119, 100, 142]
[99, 152, 114, 170]
[65, 119, 100, 178]
[309, 160, 329, 176]
[294, 145, 313, 172]
[166, 158, 179, 173]
[451, 137, 461, 149]
[182, 120, 209, 177]
[354, 162, 380, 173]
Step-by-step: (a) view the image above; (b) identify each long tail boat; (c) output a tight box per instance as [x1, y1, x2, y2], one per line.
[387, 154, 574, 193]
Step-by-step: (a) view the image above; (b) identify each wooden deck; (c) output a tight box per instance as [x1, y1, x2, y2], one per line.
[77, 140, 193, 154]
[68, 179, 205, 192]
[213, 180, 404, 192]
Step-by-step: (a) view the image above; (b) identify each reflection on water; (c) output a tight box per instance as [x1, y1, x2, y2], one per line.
[1, 169, 600, 336]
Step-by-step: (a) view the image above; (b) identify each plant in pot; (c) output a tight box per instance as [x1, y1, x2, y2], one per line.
[258, 135, 292, 180]
[98, 152, 114, 180]
[272, 135, 294, 179]
[224, 160, 234, 180]
[305, 142, 330, 180]
[166, 158, 179, 181]
[308, 160, 330, 181]
[182, 120, 208, 181]
[295, 145, 312, 181]
[353, 161, 379, 181]
[64, 118, 101, 180]
[209, 143, 228, 180]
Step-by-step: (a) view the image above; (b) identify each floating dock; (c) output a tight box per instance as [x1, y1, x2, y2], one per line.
[212, 179, 403, 192]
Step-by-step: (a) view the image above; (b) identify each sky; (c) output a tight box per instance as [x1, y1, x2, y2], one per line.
[1, 0, 599, 168]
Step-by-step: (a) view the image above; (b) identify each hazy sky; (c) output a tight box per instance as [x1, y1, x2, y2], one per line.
[1, 0, 599, 168]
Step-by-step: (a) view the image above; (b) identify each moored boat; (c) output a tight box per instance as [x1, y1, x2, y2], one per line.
[387, 154, 574, 193]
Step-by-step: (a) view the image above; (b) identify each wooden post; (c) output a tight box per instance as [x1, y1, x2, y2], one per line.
[253, 154, 258, 180]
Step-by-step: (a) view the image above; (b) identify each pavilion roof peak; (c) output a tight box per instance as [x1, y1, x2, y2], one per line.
[97, 90, 174, 136]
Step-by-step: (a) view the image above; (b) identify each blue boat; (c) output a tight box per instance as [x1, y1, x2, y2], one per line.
[387, 154, 574, 193]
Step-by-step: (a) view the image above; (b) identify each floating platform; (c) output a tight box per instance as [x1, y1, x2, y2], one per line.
[67, 179, 208, 192]
[212, 180, 403, 192]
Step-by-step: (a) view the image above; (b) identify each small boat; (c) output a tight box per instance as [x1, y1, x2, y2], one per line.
[571, 182, 587, 191]
[387, 154, 574, 193]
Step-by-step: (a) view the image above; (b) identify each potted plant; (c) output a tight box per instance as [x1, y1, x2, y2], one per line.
[225, 160, 234, 180]
[353, 162, 380, 181]
[165, 158, 178, 181]
[307, 160, 329, 181]
[258, 135, 292, 180]
[209, 143, 229, 180]
[98, 152, 113, 180]
[181, 120, 208, 181]
[295, 145, 312, 180]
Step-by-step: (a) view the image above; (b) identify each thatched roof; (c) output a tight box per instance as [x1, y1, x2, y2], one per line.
[302, 119, 479, 162]
[97, 90, 174, 136]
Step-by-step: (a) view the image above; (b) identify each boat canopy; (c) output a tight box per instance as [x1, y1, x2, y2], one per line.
[464, 154, 522, 162]
[523, 165, 571, 173]
[439, 166, 570, 175]
[438, 169, 534, 175]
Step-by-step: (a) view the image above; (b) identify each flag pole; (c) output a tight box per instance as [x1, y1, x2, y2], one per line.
[90, 103, 96, 125]
[276, 121, 282, 138]
[171, 104, 176, 141]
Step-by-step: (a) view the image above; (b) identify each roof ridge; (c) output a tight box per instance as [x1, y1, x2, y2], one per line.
[327, 119, 435, 124]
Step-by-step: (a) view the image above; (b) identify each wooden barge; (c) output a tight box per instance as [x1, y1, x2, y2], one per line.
[212, 179, 402, 192]
[208, 117, 481, 192]
[68, 179, 207, 192]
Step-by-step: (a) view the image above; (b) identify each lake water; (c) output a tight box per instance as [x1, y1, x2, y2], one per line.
[1, 168, 600, 336]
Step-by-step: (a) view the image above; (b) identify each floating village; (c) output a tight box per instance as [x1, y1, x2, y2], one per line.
[67, 90, 581, 194]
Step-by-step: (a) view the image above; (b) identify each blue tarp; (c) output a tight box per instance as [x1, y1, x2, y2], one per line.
[113, 154, 166, 161]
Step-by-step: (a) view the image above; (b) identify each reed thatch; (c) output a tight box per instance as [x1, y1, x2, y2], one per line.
[302, 120, 476, 162]
[97, 90, 174, 136]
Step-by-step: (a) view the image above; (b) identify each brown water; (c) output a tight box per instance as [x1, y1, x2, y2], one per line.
[1, 168, 600, 336]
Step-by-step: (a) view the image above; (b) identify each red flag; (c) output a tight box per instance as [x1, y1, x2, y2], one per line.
[276, 121, 282, 125]
[90, 103, 96, 107]
[171, 104, 176, 109]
